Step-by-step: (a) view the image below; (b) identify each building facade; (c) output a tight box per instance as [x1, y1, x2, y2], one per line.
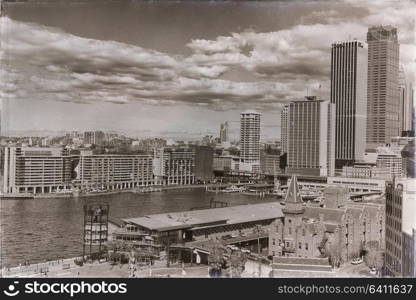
[385, 178, 416, 277]
[3, 147, 72, 194]
[327, 176, 386, 192]
[280, 105, 289, 154]
[341, 164, 391, 180]
[366, 26, 400, 148]
[194, 146, 214, 183]
[84, 131, 106, 145]
[76, 153, 153, 190]
[260, 152, 281, 175]
[153, 148, 195, 185]
[219, 121, 229, 143]
[240, 110, 261, 172]
[330, 40, 368, 168]
[285, 98, 335, 177]
[269, 176, 385, 264]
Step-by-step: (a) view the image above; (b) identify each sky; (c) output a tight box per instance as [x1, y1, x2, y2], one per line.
[0, 0, 415, 140]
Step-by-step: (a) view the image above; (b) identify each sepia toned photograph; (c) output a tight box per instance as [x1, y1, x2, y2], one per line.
[0, 0, 415, 286]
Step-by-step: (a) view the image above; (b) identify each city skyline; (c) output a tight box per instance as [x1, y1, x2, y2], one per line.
[1, 0, 415, 140]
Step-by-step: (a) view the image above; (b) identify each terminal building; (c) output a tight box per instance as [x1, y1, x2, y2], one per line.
[2, 147, 72, 194]
[113, 202, 284, 264]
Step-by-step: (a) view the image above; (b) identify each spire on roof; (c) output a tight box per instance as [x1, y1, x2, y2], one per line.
[285, 175, 302, 203]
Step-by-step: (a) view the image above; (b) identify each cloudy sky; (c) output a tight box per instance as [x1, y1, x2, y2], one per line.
[1, 0, 415, 140]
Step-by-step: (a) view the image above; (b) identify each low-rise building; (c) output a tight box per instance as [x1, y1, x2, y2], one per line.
[269, 176, 385, 264]
[327, 176, 386, 192]
[342, 164, 391, 180]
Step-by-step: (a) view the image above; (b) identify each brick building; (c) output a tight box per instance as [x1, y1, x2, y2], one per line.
[269, 176, 385, 264]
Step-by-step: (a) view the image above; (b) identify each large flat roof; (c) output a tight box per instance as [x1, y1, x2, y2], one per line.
[123, 202, 284, 232]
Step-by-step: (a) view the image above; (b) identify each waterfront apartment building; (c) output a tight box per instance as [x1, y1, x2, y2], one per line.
[76, 153, 153, 190]
[330, 40, 368, 168]
[240, 110, 261, 172]
[385, 178, 416, 277]
[2, 147, 72, 194]
[153, 148, 195, 185]
[280, 105, 289, 154]
[367, 26, 400, 148]
[285, 98, 335, 177]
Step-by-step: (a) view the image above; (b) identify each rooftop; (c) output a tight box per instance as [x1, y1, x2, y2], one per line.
[123, 202, 284, 232]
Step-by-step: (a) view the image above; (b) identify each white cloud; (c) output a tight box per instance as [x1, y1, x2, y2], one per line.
[1, 0, 415, 113]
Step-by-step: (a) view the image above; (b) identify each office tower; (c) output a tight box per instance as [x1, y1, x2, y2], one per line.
[219, 121, 229, 143]
[331, 40, 368, 169]
[367, 26, 400, 148]
[240, 110, 261, 172]
[3, 147, 72, 194]
[286, 97, 335, 176]
[194, 146, 214, 183]
[280, 105, 289, 154]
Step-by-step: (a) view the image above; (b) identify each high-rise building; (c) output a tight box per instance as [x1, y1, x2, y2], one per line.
[219, 121, 229, 143]
[3, 147, 73, 194]
[367, 26, 400, 148]
[330, 40, 368, 169]
[280, 105, 289, 154]
[285, 97, 335, 177]
[194, 146, 214, 183]
[240, 110, 261, 172]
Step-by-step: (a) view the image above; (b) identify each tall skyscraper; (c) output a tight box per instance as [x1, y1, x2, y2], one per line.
[240, 110, 261, 172]
[367, 26, 400, 148]
[219, 121, 229, 143]
[330, 40, 368, 169]
[398, 67, 414, 136]
[280, 105, 289, 154]
[285, 97, 335, 177]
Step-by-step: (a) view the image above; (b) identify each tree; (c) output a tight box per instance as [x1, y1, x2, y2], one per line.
[325, 238, 341, 268]
[208, 242, 226, 278]
[365, 241, 384, 276]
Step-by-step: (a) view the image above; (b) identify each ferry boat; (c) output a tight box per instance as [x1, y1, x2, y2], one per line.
[223, 185, 244, 193]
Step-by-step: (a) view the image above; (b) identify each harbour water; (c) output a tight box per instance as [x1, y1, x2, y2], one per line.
[0, 188, 276, 267]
